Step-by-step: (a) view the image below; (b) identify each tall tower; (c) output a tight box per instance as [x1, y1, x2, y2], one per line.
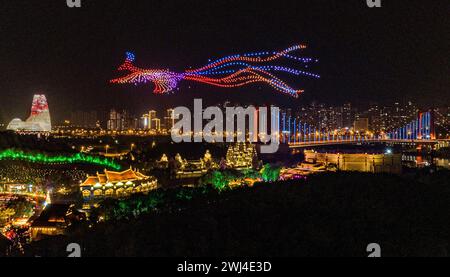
[417, 110, 435, 140]
[7, 94, 52, 132]
[26, 95, 52, 132]
[164, 109, 175, 131]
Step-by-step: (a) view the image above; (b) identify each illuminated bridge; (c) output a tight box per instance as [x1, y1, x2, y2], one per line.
[283, 111, 447, 148]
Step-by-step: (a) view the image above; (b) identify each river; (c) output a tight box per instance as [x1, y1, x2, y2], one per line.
[402, 155, 450, 169]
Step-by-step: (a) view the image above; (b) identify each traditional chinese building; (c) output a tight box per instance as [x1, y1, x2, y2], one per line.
[155, 153, 169, 169]
[226, 143, 259, 170]
[30, 204, 85, 241]
[80, 168, 158, 201]
[303, 150, 402, 174]
[174, 150, 218, 179]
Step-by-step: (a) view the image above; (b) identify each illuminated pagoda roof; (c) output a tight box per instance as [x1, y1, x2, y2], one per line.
[97, 174, 108, 184]
[30, 204, 72, 228]
[82, 176, 100, 186]
[81, 167, 150, 187]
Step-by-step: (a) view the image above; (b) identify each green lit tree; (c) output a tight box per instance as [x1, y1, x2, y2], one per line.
[211, 171, 230, 192]
[260, 164, 281, 182]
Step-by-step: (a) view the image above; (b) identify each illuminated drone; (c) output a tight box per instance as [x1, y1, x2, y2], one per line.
[110, 45, 319, 97]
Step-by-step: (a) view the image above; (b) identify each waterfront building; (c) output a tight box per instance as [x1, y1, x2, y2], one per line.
[303, 150, 402, 174]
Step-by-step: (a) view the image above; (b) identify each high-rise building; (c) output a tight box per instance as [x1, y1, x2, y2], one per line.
[70, 111, 98, 128]
[149, 110, 157, 118]
[7, 94, 52, 132]
[325, 107, 343, 131]
[367, 103, 383, 132]
[141, 114, 150, 130]
[141, 110, 158, 130]
[107, 109, 137, 131]
[342, 103, 355, 128]
[354, 117, 369, 132]
[107, 109, 122, 131]
[151, 118, 161, 131]
[164, 109, 175, 130]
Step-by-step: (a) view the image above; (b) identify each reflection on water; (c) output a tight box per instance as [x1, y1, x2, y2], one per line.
[402, 155, 450, 169]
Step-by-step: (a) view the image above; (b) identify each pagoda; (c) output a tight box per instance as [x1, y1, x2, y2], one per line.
[80, 167, 157, 201]
[226, 143, 259, 169]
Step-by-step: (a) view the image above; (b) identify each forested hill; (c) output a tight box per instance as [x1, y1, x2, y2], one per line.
[21, 171, 450, 257]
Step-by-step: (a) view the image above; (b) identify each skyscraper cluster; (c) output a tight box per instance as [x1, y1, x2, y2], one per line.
[281, 101, 424, 135]
[140, 109, 175, 132]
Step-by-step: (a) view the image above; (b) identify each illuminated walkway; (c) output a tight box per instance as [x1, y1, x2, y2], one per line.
[288, 138, 444, 148]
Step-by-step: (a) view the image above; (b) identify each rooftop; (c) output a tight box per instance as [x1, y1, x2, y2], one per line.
[81, 168, 150, 187]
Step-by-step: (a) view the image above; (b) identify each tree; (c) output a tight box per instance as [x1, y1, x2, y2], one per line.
[211, 171, 230, 192]
[0, 208, 16, 225]
[260, 164, 281, 182]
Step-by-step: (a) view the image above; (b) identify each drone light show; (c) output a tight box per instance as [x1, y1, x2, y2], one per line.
[110, 45, 320, 97]
[0, 149, 122, 170]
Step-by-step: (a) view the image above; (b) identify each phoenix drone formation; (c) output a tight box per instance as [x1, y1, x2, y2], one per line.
[110, 45, 319, 98]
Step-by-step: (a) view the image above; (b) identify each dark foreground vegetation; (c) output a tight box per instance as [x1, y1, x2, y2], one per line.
[9, 171, 450, 257]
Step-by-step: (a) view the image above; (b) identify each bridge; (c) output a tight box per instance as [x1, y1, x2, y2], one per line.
[288, 138, 445, 148]
[283, 110, 448, 148]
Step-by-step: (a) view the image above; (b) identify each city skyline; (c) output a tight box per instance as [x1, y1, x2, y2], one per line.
[3, 93, 449, 128]
[43, 98, 450, 135]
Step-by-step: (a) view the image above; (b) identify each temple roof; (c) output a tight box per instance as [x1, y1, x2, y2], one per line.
[30, 204, 71, 228]
[97, 174, 107, 184]
[81, 168, 150, 187]
[135, 171, 148, 179]
[81, 176, 99, 187]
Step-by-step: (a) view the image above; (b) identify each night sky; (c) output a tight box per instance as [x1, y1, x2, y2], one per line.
[0, 0, 448, 123]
